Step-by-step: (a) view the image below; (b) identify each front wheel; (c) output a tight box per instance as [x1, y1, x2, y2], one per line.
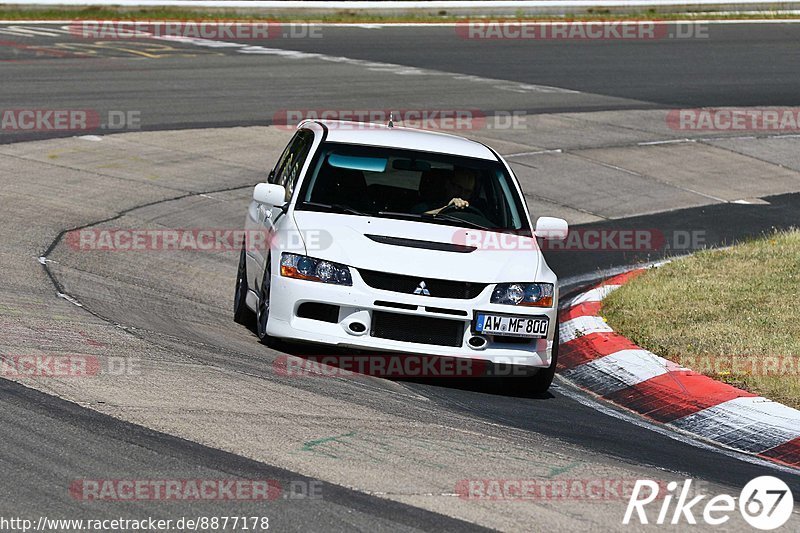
[503, 320, 559, 397]
[528, 329, 559, 395]
[256, 258, 275, 345]
[233, 248, 256, 326]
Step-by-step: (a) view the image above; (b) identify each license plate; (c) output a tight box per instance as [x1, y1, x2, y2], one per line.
[474, 313, 549, 338]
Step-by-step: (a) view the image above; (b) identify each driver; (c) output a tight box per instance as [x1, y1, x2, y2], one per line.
[414, 167, 477, 215]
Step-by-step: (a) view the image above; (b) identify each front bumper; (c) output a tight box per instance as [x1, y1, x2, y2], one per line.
[266, 270, 558, 367]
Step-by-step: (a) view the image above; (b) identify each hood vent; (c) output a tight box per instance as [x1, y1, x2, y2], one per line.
[365, 234, 476, 253]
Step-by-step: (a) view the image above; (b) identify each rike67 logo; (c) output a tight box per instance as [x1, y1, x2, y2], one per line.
[624, 477, 794, 529]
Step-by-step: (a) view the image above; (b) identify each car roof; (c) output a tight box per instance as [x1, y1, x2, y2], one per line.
[299, 120, 498, 161]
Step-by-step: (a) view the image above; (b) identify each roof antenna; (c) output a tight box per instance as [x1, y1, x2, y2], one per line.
[387, 113, 394, 128]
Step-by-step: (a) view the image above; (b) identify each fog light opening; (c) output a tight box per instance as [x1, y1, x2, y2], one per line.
[348, 322, 366, 333]
[468, 335, 488, 349]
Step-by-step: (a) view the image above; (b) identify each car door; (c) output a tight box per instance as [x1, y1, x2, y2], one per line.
[246, 129, 315, 290]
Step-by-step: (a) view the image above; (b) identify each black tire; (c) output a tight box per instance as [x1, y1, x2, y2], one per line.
[527, 320, 559, 395]
[256, 256, 274, 345]
[502, 319, 559, 397]
[233, 248, 256, 326]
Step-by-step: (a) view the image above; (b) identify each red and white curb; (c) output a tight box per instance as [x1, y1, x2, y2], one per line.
[557, 268, 800, 469]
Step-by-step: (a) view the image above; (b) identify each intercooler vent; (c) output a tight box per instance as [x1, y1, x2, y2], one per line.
[370, 311, 464, 347]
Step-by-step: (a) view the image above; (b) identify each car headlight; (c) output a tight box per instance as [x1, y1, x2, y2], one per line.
[491, 283, 554, 307]
[280, 253, 353, 286]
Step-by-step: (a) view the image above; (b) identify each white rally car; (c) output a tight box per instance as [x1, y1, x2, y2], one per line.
[234, 120, 568, 392]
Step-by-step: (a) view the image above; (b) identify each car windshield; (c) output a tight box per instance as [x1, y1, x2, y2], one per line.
[296, 142, 529, 231]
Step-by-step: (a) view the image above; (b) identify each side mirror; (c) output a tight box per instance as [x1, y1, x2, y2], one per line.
[534, 216, 568, 240]
[253, 183, 286, 207]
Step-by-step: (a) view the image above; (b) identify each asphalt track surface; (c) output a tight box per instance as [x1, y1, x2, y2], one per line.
[234, 24, 800, 107]
[0, 379, 491, 532]
[2, 22, 800, 142]
[1, 21, 800, 531]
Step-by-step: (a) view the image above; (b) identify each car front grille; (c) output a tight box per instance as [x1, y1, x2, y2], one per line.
[370, 311, 464, 347]
[358, 269, 486, 299]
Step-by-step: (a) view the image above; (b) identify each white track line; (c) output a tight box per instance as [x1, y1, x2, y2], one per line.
[139, 32, 580, 95]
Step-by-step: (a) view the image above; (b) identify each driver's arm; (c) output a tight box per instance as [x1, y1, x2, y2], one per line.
[424, 197, 469, 215]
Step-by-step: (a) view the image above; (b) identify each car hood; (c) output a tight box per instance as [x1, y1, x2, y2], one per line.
[291, 211, 541, 283]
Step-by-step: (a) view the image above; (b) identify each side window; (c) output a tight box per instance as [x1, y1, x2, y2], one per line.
[268, 132, 301, 184]
[276, 130, 314, 201]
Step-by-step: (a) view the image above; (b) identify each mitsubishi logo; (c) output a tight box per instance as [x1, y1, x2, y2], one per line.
[413, 281, 431, 296]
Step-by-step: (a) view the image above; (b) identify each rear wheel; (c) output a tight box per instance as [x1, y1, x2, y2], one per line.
[233, 248, 255, 326]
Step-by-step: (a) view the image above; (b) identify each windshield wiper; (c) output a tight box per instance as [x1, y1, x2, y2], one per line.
[302, 201, 370, 216]
[377, 210, 490, 231]
[427, 213, 490, 231]
[377, 211, 424, 219]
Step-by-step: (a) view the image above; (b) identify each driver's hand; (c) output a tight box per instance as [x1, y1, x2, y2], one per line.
[447, 197, 469, 209]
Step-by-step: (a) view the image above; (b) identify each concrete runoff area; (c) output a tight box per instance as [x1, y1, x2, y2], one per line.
[1, 109, 800, 529]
